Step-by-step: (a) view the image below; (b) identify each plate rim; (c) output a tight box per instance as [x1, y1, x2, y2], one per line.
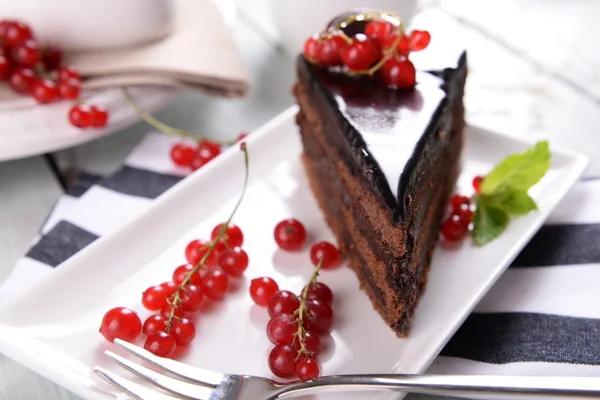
[0, 105, 589, 400]
[0, 85, 177, 162]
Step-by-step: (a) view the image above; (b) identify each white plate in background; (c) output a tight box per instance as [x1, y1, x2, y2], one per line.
[0, 0, 237, 163]
[0, 86, 177, 162]
[0, 106, 587, 399]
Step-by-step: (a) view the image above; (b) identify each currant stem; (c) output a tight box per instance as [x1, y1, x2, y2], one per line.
[321, 30, 353, 46]
[33, 64, 50, 80]
[164, 143, 250, 333]
[121, 87, 236, 146]
[295, 258, 324, 359]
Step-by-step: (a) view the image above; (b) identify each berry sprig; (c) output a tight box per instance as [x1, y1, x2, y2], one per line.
[0, 19, 109, 129]
[251, 218, 340, 381]
[441, 141, 551, 246]
[303, 10, 431, 89]
[293, 258, 324, 361]
[100, 142, 251, 356]
[121, 87, 247, 171]
[441, 193, 475, 243]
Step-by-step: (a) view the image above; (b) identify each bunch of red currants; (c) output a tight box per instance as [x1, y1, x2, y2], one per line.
[250, 218, 340, 380]
[441, 175, 484, 242]
[99, 216, 342, 382]
[0, 20, 108, 129]
[303, 13, 431, 89]
[170, 132, 248, 171]
[100, 222, 249, 358]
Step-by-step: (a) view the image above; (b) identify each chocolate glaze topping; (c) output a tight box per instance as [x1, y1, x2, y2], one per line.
[299, 53, 467, 223]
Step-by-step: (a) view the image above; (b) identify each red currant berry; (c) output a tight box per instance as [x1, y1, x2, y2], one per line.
[160, 281, 178, 298]
[457, 206, 473, 224]
[0, 56, 10, 80]
[12, 39, 41, 68]
[190, 156, 205, 171]
[1, 21, 33, 47]
[473, 175, 484, 193]
[99, 307, 142, 343]
[310, 241, 340, 269]
[58, 65, 81, 82]
[143, 314, 167, 335]
[0, 20, 12, 39]
[172, 264, 202, 286]
[160, 303, 185, 320]
[381, 32, 410, 57]
[296, 356, 320, 381]
[274, 219, 306, 251]
[142, 285, 168, 311]
[31, 79, 59, 104]
[212, 241, 227, 257]
[441, 213, 469, 242]
[9, 68, 35, 94]
[409, 30, 431, 51]
[68, 104, 92, 128]
[196, 140, 221, 165]
[450, 194, 471, 211]
[180, 284, 204, 312]
[381, 58, 416, 88]
[267, 313, 298, 345]
[170, 143, 196, 167]
[237, 131, 248, 142]
[201, 269, 228, 300]
[268, 344, 297, 378]
[292, 330, 321, 357]
[89, 105, 109, 128]
[144, 332, 176, 358]
[249, 277, 279, 307]
[171, 318, 196, 346]
[314, 35, 345, 66]
[0, 20, 9, 36]
[58, 78, 81, 100]
[268, 290, 300, 318]
[365, 20, 394, 44]
[185, 239, 216, 267]
[303, 282, 333, 305]
[218, 247, 249, 277]
[211, 223, 244, 248]
[42, 46, 62, 71]
[304, 299, 334, 334]
[303, 35, 319, 61]
[340, 34, 380, 71]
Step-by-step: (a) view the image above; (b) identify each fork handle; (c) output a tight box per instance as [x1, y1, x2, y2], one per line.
[277, 374, 600, 399]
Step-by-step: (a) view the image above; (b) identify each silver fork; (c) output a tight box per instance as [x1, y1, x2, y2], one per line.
[94, 339, 600, 399]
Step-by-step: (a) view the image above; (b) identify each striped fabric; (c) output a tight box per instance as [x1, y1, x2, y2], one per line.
[2, 130, 600, 382]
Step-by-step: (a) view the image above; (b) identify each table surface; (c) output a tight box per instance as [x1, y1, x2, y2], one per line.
[2, 0, 600, 399]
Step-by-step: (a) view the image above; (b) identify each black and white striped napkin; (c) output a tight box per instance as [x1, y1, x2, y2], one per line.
[2, 130, 600, 379]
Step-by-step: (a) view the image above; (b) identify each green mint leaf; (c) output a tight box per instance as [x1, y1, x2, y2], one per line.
[471, 196, 510, 246]
[487, 188, 537, 215]
[480, 141, 551, 195]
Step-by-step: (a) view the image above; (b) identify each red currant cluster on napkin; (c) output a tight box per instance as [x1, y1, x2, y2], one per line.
[0, 20, 108, 129]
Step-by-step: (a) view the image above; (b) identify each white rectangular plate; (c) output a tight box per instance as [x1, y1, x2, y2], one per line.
[0, 106, 588, 400]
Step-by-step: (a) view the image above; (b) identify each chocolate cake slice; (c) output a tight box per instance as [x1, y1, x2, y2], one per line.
[294, 52, 467, 336]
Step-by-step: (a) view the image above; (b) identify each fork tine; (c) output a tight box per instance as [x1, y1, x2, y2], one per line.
[106, 350, 213, 400]
[114, 339, 224, 385]
[94, 366, 182, 400]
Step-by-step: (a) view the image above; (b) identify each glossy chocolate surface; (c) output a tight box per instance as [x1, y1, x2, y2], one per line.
[302, 58, 451, 218]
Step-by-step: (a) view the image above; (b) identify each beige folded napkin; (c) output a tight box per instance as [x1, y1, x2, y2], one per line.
[71, 0, 248, 97]
[0, 0, 248, 102]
